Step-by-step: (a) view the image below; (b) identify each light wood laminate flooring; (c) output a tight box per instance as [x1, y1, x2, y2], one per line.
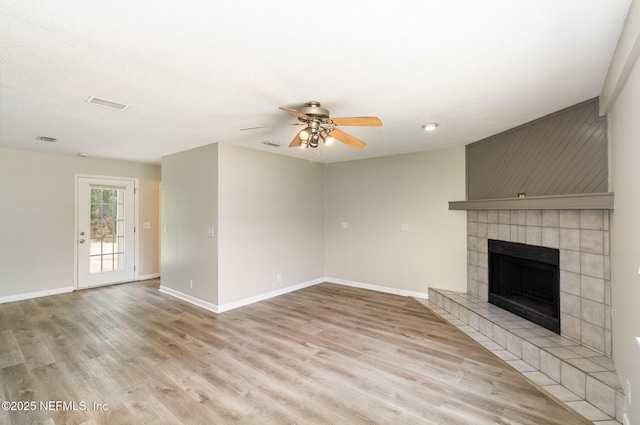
[0, 280, 592, 424]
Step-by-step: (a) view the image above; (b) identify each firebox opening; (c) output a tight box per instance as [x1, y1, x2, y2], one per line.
[488, 240, 560, 334]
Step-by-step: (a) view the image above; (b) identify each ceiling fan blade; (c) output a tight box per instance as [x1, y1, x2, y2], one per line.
[329, 128, 366, 150]
[328, 117, 382, 127]
[288, 131, 303, 147]
[279, 106, 310, 120]
[240, 123, 303, 131]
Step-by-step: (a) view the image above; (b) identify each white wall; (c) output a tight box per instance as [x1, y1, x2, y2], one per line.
[601, 2, 640, 421]
[161, 143, 219, 305]
[160, 142, 464, 308]
[324, 147, 467, 296]
[0, 148, 160, 300]
[608, 54, 640, 424]
[217, 143, 325, 306]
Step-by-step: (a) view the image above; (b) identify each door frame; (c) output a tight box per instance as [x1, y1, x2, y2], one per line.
[74, 173, 139, 290]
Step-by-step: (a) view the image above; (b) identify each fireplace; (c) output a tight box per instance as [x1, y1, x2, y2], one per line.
[467, 209, 611, 355]
[488, 239, 560, 334]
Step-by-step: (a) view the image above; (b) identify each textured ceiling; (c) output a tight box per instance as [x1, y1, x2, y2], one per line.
[0, 0, 632, 164]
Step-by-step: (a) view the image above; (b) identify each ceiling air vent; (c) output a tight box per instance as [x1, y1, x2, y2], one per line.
[262, 141, 281, 147]
[37, 136, 57, 143]
[86, 96, 128, 111]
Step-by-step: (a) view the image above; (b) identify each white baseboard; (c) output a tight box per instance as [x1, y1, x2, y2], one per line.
[217, 278, 325, 313]
[158, 286, 220, 313]
[159, 277, 325, 314]
[0, 286, 74, 304]
[0, 277, 427, 307]
[324, 277, 429, 299]
[0, 275, 159, 304]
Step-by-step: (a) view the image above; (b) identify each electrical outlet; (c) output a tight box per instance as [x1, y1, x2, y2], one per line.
[163, 224, 167, 233]
[401, 223, 409, 231]
[341, 222, 348, 230]
[189, 279, 193, 289]
[143, 222, 151, 229]
[276, 274, 282, 282]
[206, 228, 215, 238]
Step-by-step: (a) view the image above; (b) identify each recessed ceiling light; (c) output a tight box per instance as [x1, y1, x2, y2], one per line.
[86, 96, 128, 111]
[36, 136, 57, 142]
[422, 123, 439, 131]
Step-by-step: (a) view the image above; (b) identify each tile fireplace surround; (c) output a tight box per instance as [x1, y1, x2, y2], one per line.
[420, 208, 622, 423]
[466, 209, 611, 357]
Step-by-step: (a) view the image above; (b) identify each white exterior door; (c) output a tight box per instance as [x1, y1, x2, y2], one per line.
[76, 176, 136, 289]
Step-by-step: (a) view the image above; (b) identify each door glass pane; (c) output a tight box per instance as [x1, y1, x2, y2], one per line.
[89, 185, 126, 274]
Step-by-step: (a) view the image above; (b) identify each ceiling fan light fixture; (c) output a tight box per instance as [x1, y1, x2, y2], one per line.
[309, 132, 320, 148]
[299, 128, 310, 140]
[320, 129, 334, 145]
[422, 123, 439, 131]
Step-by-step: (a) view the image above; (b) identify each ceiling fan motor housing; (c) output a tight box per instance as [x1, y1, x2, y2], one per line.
[300, 101, 329, 119]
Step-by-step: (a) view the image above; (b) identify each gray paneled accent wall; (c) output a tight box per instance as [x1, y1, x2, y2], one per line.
[466, 98, 608, 200]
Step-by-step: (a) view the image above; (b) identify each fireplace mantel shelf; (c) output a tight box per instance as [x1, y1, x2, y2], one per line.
[449, 192, 614, 211]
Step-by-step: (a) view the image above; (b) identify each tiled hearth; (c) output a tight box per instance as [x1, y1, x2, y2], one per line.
[419, 207, 624, 423]
[421, 289, 625, 424]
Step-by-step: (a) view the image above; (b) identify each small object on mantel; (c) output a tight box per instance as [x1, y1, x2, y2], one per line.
[517, 192, 527, 198]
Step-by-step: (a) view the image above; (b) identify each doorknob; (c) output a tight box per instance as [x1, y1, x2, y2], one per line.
[80, 231, 85, 236]
[79, 239, 85, 244]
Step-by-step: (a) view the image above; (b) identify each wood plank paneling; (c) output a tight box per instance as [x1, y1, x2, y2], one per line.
[466, 98, 608, 200]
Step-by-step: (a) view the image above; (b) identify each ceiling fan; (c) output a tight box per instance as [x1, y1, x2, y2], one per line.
[242, 101, 382, 150]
